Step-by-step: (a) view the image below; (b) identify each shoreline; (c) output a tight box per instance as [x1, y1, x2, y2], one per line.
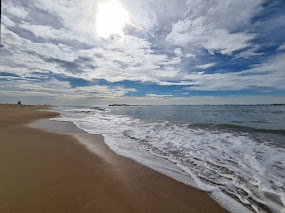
[0, 104, 227, 212]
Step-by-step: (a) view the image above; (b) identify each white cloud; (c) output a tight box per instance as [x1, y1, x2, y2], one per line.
[167, 18, 255, 56]
[186, 53, 196, 58]
[0, 0, 266, 87]
[158, 81, 195, 86]
[174, 48, 183, 57]
[74, 85, 137, 97]
[121, 0, 157, 32]
[1, 15, 16, 27]
[1, 23, 176, 84]
[185, 0, 263, 30]
[39, 79, 71, 89]
[3, 2, 29, 18]
[185, 53, 285, 91]
[146, 94, 173, 98]
[235, 45, 263, 58]
[19, 22, 98, 46]
[167, 0, 263, 56]
[31, 0, 98, 35]
[0, 78, 137, 98]
[204, 29, 255, 55]
[196, 63, 216, 69]
[277, 44, 285, 51]
[1, 0, 284, 103]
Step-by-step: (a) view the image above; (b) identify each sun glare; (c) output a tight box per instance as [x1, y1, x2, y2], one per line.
[95, 0, 129, 38]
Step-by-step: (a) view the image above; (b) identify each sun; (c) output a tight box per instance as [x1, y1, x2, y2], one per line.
[95, 0, 129, 38]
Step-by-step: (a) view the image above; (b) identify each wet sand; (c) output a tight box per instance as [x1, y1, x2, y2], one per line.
[0, 104, 227, 213]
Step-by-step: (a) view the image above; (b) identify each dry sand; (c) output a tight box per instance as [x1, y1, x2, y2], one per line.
[0, 104, 228, 213]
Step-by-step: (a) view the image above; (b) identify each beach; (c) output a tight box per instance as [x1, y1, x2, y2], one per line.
[0, 104, 227, 212]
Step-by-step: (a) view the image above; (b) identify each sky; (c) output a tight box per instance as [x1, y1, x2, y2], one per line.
[1, 0, 285, 105]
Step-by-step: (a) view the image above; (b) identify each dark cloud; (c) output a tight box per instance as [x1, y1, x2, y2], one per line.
[26, 7, 64, 29]
[75, 56, 98, 69]
[113, 59, 129, 69]
[0, 72, 19, 77]
[8, 26, 46, 43]
[44, 56, 97, 73]
[45, 57, 79, 69]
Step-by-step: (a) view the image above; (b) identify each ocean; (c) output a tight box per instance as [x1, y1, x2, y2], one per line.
[51, 105, 285, 213]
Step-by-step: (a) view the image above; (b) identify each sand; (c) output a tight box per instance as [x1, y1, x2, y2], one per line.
[0, 104, 228, 213]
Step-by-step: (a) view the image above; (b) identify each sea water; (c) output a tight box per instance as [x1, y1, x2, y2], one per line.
[51, 105, 285, 213]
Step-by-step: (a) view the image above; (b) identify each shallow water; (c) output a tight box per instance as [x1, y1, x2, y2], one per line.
[51, 105, 285, 213]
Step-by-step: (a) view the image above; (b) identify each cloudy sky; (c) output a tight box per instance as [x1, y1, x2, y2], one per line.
[1, 0, 285, 105]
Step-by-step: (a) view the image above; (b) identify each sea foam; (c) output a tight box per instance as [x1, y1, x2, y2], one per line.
[51, 106, 285, 213]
